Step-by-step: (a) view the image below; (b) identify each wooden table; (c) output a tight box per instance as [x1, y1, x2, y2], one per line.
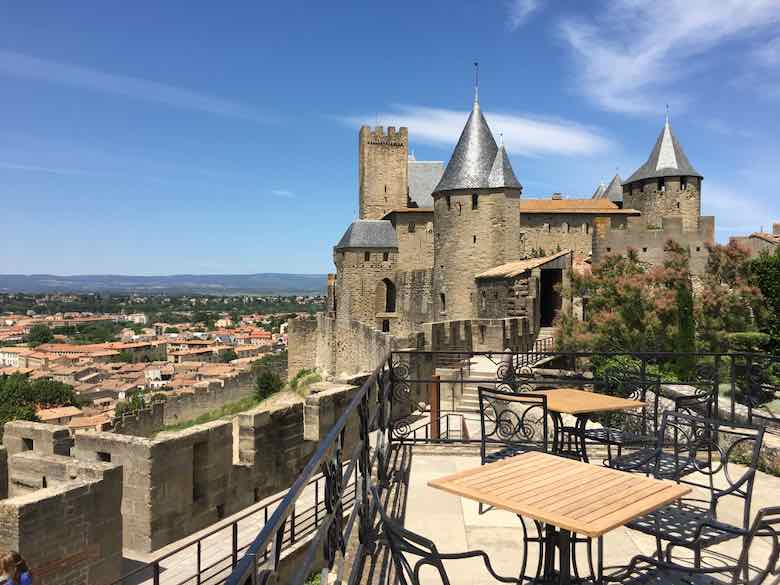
[536, 388, 646, 462]
[429, 451, 690, 584]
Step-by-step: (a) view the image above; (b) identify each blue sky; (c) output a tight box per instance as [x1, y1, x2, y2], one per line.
[2, 1, 779, 275]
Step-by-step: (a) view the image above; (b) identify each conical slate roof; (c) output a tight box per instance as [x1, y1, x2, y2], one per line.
[334, 220, 398, 250]
[433, 99, 498, 193]
[625, 116, 702, 184]
[487, 144, 522, 190]
[603, 174, 623, 203]
[591, 182, 607, 199]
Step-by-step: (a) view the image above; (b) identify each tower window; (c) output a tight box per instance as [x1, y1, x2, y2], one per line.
[364, 252, 370, 262]
[681, 177, 688, 190]
[676, 202, 680, 209]
[440, 293, 446, 312]
[382, 252, 389, 261]
[642, 247, 648, 253]
[606, 247, 611, 252]
[446, 195, 451, 210]
[408, 222, 416, 233]
[658, 178, 666, 192]
[472, 193, 479, 209]
[473, 235, 477, 244]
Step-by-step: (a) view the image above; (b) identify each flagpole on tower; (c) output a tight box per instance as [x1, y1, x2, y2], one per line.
[474, 62, 479, 103]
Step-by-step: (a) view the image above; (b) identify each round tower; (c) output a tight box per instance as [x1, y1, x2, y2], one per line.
[622, 115, 702, 230]
[432, 98, 523, 321]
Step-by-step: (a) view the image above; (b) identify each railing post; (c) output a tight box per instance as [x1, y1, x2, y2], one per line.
[232, 522, 239, 568]
[152, 562, 160, 585]
[196, 540, 202, 585]
[429, 374, 440, 440]
[730, 355, 737, 423]
[746, 354, 754, 424]
[290, 505, 296, 545]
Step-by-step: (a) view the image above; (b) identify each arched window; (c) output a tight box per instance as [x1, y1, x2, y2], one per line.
[440, 292, 446, 312]
[471, 193, 479, 209]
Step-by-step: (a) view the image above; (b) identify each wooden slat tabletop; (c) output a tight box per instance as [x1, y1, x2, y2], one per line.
[428, 452, 690, 537]
[535, 388, 645, 415]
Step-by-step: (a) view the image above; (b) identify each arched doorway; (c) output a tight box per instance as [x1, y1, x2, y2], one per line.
[382, 278, 396, 313]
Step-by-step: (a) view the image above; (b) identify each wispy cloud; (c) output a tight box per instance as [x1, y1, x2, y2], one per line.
[342, 105, 611, 157]
[706, 182, 776, 236]
[752, 35, 780, 66]
[0, 50, 270, 122]
[559, 0, 780, 114]
[0, 162, 112, 177]
[270, 189, 295, 198]
[506, 0, 541, 31]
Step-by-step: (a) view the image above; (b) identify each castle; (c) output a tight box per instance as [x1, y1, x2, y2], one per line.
[291, 90, 715, 377]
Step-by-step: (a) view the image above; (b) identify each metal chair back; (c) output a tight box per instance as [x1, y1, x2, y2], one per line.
[478, 387, 549, 464]
[653, 411, 765, 529]
[597, 368, 661, 438]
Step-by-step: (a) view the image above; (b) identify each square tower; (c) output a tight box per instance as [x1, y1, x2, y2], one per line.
[359, 126, 408, 219]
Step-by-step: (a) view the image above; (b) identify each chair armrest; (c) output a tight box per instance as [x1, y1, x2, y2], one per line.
[608, 447, 660, 472]
[436, 549, 520, 583]
[604, 553, 738, 583]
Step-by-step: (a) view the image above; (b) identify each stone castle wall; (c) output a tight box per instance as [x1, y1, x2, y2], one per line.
[433, 189, 522, 321]
[391, 212, 434, 271]
[0, 448, 122, 585]
[520, 213, 610, 258]
[623, 176, 701, 231]
[394, 269, 434, 337]
[288, 317, 319, 380]
[359, 126, 408, 220]
[334, 248, 398, 330]
[593, 215, 714, 274]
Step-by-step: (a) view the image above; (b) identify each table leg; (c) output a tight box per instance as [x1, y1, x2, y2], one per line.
[551, 412, 562, 454]
[576, 416, 589, 463]
[558, 529, 571, 585]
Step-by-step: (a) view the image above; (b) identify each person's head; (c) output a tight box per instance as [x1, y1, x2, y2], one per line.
[0, 551, 29, 583]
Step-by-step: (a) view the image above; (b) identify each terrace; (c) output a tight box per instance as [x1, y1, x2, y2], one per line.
[117, 349, 780, 585]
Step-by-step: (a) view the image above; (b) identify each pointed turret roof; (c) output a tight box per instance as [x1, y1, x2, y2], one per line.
[625, 115, 702, 184]
[487, 144, 522, 190]
[591, 182, 606, 199]
[603, 174, 623, 203]
[433, 98, 498, 193]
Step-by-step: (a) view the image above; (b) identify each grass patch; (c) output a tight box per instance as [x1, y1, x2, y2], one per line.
[156, 395, 261, 435]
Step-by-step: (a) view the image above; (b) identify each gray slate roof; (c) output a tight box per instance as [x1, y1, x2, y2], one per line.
[408, 159, 444, 208]
[334, 220, 398, 250]
[591, 182, 606, 199]
[487, 144, 522, 190]
[433, 100, 498, 193]
[625, 117, 702, 184]
[603, 174, 623, 203]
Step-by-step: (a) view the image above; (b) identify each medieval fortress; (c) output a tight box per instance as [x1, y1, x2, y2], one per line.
[290, 91, 715, 378]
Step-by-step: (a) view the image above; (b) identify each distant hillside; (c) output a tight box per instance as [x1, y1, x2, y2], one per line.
[0, 273, 327, 295]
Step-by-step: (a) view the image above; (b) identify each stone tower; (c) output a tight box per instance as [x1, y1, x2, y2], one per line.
[432, 96, 523, 321]
[622, 115, 702, 230]
[358, 126, 409, 220]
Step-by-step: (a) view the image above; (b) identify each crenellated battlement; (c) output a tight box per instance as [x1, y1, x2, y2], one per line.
[359, 125, 408, 147]
[592, 215, 715, 274]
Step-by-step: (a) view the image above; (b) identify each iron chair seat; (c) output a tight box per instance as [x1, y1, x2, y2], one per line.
[483, 444, 529, 464]
[371, 485, 521, 584]
[581, 427, 655, 447]
[605, 505, 780, 585]
[626, 500, 742, 549]
[608, 448, 709, 477]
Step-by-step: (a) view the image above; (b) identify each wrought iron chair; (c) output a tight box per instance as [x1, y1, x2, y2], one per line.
[619, 412, 765, 568]
[477, 387, 550, 465]
[371, 485, 520, 584]
[604, 505, 780, 584]
[582, 369, 661, 465]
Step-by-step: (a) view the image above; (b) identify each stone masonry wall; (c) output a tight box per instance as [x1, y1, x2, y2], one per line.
[433, 189, 522, 321]
[593, 215, 714, 275]
[287, 317, 319, 381]
[623, 176, 701, 231]
[111, 370, 255, 436]
[0, 454, 122, 585]
[391, 212, 434, 272]
[334, 248, 398, 330]
[394, 269, 434, 337]
[3, 421, 73, 458]
[520, 213, 601, 258]
[359, 126, 408, 220]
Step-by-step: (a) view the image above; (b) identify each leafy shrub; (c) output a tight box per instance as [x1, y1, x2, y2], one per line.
[254, 369, 283, 401]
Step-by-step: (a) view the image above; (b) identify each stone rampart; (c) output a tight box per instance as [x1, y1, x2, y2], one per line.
[0, 453, 122, 585]
[3, 421, 73, 458]
[287, 317, 319, 380]
[593, 215, 714, 274]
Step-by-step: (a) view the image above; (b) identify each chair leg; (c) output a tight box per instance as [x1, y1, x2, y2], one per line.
[694, 545, 701, 569]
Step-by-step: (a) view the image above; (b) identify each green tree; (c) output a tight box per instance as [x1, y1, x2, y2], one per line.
[219, 349, 238, 363]
[163, 326, 180, 334]
[27, 324, 53, 346]
[254, 369, 283, 401]
[749, 246, 780, 350]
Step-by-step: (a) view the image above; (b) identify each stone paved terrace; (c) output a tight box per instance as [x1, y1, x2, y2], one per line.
[359, 444, 780, 585]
